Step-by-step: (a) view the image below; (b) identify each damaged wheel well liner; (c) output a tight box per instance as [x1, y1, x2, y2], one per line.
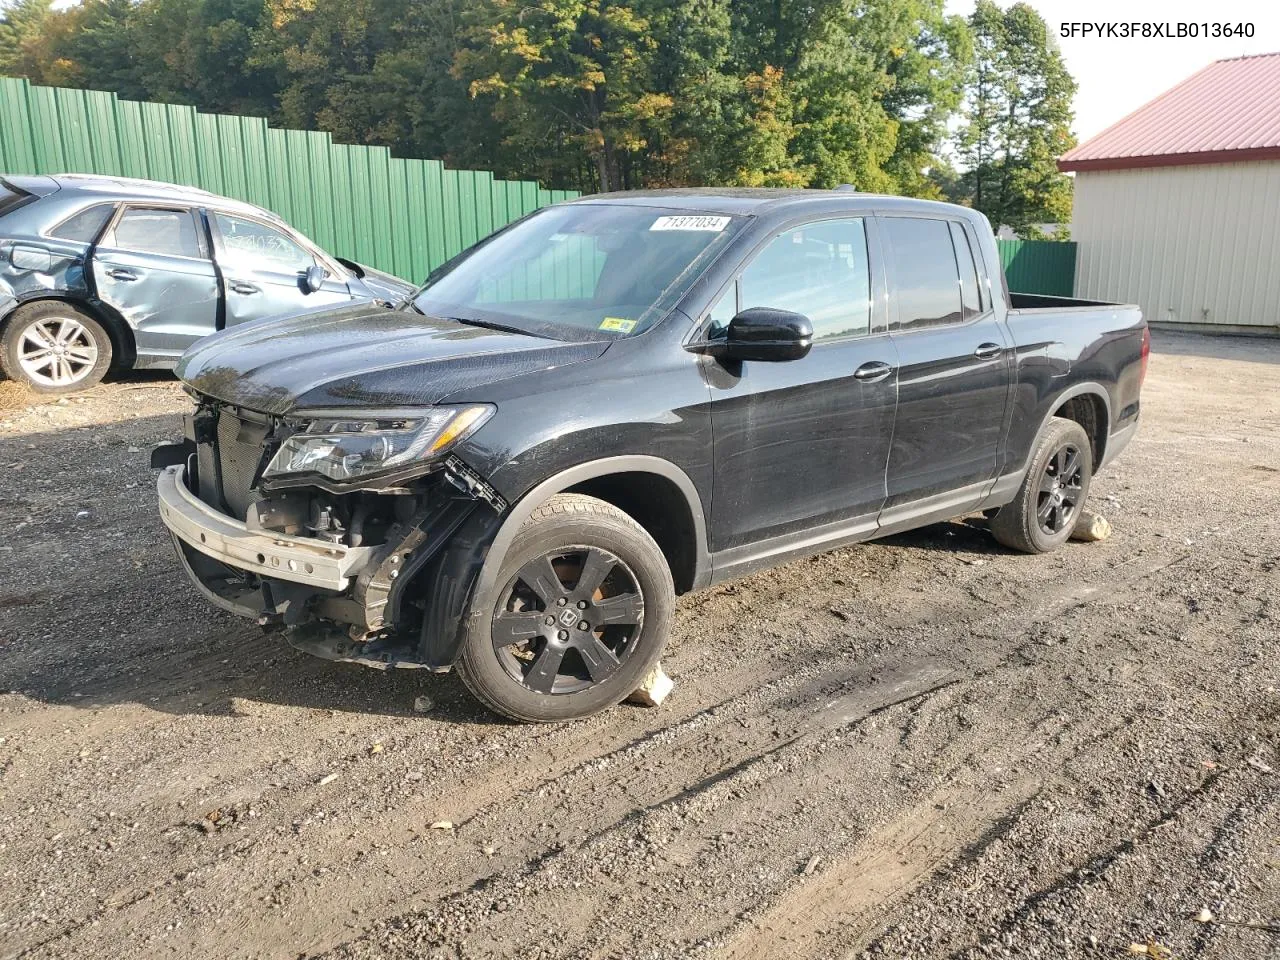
[1053, 392, 1108, 467]
[408, 457, 710, 670]
[564, 472, 699, 594]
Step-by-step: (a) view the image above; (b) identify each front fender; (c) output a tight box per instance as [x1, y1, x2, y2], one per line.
[414, 455, 711, 670]
[474, 454, 710, 603]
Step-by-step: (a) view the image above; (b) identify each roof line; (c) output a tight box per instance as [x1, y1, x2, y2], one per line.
[1059, 59, 1219, 164]
[1059, 145, 1280, 173]
[1213, 50, 1280, 62]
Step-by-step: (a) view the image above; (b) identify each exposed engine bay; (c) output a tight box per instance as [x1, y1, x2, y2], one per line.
[155, 394, 507, 670]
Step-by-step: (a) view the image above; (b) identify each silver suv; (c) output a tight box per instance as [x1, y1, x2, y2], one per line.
[0, 174, 413, 393]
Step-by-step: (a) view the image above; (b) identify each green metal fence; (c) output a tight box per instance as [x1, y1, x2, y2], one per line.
[0, 76, 1080, 298]
[0, 77, 578, 282]
[996, 238, 1077, 297]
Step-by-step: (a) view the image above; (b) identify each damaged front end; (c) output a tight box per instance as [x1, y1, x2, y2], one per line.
[154, 395, 506, 671]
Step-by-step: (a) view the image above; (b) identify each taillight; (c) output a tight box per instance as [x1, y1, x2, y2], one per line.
[1139, 326, 1150, 386]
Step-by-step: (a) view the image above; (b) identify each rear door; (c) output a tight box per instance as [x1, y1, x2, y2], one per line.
[209, 211, 353, 326]
[706, 216, 899, 553]
[878, 215, 1012, 522]
[90, 205, 220, 361]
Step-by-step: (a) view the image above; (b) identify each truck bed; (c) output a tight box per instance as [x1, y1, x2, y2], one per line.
[1009, 292, 1135, 312]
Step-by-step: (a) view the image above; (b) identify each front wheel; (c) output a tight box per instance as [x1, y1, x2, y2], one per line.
[990, 416, 1093, 554]
[457, 494, 675, 722]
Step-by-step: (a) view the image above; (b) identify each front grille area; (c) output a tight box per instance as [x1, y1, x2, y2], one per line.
[217, 409, 266, 518]
[194, 404, 272, 520]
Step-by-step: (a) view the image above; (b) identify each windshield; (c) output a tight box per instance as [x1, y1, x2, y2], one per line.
[412, 204, 745, 340]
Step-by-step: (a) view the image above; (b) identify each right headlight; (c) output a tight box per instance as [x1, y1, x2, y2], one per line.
[263, 404, 493, 483]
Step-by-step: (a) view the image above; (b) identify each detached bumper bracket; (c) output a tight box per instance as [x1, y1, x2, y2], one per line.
[156, 465, 372, 591]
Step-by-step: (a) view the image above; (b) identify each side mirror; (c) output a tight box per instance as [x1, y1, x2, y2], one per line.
[700, 307, 813, 362]
[304, 264, 325, 294]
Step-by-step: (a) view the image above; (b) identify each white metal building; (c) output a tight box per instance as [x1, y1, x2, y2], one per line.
[1059, 53, 1280, 336]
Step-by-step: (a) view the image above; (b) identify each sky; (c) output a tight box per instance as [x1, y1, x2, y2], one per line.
[943, 0, 1280, 144]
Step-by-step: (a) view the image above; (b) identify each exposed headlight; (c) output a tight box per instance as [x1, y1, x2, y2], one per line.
[263, 405, 493, 483]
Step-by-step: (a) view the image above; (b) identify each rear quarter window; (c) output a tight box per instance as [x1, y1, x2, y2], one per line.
[0, 181, 34, 218]
[48, 203, 116, 243]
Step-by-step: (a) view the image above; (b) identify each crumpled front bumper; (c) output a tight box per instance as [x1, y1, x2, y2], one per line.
[156, 457, 502, 670]
[156, 464, 374, 592]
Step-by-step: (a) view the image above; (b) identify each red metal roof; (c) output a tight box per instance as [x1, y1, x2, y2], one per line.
[1058, 52, 1280, 172]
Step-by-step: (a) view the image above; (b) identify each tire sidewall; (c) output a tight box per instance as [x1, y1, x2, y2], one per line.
[1, 302, 114, 394]
[1026, 420, 1093, 552]
[459, 507, 674, 723]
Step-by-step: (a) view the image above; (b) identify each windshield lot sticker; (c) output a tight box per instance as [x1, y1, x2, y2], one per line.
[650, 215, 731, 232]
[599, 317, 637, 333]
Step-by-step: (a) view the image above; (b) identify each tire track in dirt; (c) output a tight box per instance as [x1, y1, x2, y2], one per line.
[720, 782, 1050, 960]
[320, 661, 1130, 959]
[318, 541, 1198, 959]
[6, 344, 1276, 960]
[19, 540, 1192, 960]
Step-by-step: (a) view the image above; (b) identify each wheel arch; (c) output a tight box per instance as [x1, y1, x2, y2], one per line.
[475, 456, 711, 604]
[2, 294, 137, 370]
[1041, 382, 1111, 469]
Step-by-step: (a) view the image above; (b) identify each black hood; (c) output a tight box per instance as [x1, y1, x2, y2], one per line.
[177, 303, 609, 415]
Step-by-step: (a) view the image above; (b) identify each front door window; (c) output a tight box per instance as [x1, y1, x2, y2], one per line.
[739, 218, 871, 342]
[212, 213, 315, 274]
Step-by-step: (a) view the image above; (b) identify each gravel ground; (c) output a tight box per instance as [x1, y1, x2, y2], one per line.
[0, 331, 1276, 960]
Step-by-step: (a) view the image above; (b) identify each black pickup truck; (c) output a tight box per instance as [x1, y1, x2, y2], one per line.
[153, 189, 1147, 722]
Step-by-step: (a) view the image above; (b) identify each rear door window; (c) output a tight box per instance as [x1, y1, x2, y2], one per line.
[882, 217, 962, 330]
[49, 203, 116, 243]
[103, 207, 205, 259]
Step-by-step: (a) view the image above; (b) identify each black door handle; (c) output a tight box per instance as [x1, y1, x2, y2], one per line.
[974, 342, 1003, 359]
[106, 268, 137, 281]
[853, 361, 894, 383]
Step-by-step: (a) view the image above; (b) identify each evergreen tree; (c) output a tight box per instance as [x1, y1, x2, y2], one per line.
[953, 0, 1075, 236]
[0, 0, 56, 80]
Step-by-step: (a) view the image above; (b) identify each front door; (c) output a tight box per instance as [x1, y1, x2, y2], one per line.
[879, 216, 1012, 520]
[90, 205, 220, 362]
[209, 211, 353, 326]
[707, 216, 898, 556]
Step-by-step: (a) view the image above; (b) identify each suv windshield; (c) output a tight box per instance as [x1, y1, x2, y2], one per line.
[412, 204, 745, 340]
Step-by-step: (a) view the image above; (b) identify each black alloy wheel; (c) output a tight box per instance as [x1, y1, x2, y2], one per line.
[457, 493, 674, 722]
[493, 546, 644, 695]
[1036, 442, 1084, 536]
[990, 415, 1094, 554]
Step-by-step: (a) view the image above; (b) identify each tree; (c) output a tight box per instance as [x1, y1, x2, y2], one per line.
[0, 0, 57, 80]
[453, 0, 675, 192]
[953, 0, 1075, 236]
[0, 0, 1003, 204]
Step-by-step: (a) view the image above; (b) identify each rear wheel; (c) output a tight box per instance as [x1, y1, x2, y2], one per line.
[457, 494, 674, 722]
[1, 302, 113, 394]
[990, 416, 1092, 554]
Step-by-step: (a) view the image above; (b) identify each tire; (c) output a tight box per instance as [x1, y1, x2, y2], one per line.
[457, 493, 675, 723]
[0, 302, 113, 394]
[990, 416, 1093, 554]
